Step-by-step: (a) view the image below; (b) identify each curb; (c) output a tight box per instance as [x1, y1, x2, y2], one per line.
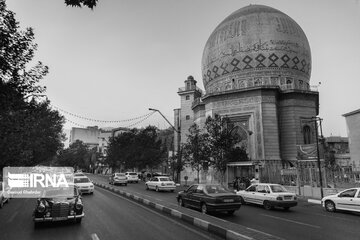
[307, 199, 322, 204]
[93, 182, 252, 240]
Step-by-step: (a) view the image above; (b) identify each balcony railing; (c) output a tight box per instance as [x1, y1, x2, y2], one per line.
[178, 86, 203, 94]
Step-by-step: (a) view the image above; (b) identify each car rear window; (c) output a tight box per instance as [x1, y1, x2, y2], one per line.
[115, 173, 125, 176]
[159, 177, 170, 181]
[128, 173, 137, 175]
[74, 177, 90, 183]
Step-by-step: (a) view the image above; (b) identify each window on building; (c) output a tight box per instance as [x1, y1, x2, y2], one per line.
[185, 95, 190, 100]
[303, 125, 311, 144]
[186, 115, 190, 120]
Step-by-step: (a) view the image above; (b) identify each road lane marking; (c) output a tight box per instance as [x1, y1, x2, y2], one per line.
[91, 233, 100, 240]
[246, 227, 286, 240]
[261, 214, 321, 229]
[7, 211, 18, 223]
[98, 188, 216, 240]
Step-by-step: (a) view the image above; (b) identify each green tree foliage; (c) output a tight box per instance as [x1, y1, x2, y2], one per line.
[204, 115, 248, 183]
[56, 140, 92, 170]
[182, 124, 211, 183]
[0, 0, 65, 169]
[106, 126, 165, 172]
[65, 0, 98, 9]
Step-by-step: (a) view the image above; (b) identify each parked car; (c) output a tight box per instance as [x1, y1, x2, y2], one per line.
[74, 176, 94, 194]
[145, 176, 176, 192]
[177, 184, 241, 215]
[33, 185, 84, 227]
[236, 183, 297, 210]
[321, 187, 360, 213]
[109, 173, 128, 186]
[0, 181, 10, 209]
[125, 172, 139, 183]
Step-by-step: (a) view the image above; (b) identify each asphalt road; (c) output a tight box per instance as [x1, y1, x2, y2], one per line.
[0, 186, 220, 240]
[89, 174, 360, 240]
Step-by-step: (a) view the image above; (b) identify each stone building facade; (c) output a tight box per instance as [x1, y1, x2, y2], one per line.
[174, 5, 319, 185]
[343, 109, 360, 172]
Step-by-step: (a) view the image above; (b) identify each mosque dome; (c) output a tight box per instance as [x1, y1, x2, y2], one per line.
[202, 5, 311, 94]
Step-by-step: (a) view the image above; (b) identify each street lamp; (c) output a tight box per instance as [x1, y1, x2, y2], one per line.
[148, 108, 181, 183]
[304, 117, 324, 199]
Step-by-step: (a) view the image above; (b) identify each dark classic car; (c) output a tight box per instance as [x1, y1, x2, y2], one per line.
[176, 184, 241, 215]
[33, 186, 84, 227]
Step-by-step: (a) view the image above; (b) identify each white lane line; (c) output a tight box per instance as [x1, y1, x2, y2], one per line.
[98, 187, 217, 240]
[261, 214, 321, 229]
[7, 211, 18, 223]
[91, 233, 100, 240]
[246, 227, 286, 240]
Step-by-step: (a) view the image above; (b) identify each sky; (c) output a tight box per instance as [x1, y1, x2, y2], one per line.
[6, 0, 360, 140]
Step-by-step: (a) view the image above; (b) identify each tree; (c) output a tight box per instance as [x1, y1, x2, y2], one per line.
[106, 126, 165, 172]
[56, 140, 91, 171]
[65, 0, 98, 9]
[0, 1, 65, 170]
[205, 115, 248, 183]
[182, 124, 211, 183]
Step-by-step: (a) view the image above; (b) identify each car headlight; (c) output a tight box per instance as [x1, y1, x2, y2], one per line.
[161, 183, 165, 186]
[37, 202, 46, 213]
[90, 184, 94, 188]
[75, 199, 83, 210]
[276, 196, 283, 201]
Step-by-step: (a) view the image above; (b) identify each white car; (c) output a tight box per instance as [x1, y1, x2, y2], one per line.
[109, 173, 128, 186]
[125, 172, 139, 183]
[74, 176, 94, 194]
[321, 187, 360, 213]
[145, 176, 176, 192]
[0, 182, 10, 209]
[236, 183, 297, 210]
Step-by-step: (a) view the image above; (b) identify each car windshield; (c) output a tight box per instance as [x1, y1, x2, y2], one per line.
[43, 187, 78, 198]
[115, 173, 125, 177]
[159, 177, 171, 181]
[74, 173, 85, 177]
[204, 185, 229, 194]
[74, 177, 90, 183]
[270, 185, 287, 192]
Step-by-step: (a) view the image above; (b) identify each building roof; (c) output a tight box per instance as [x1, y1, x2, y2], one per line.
[326, 136, 348, 143]
[343, 108, 360, 117]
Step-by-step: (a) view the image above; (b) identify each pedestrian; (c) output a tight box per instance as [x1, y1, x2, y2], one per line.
[233, 177, 239, 191]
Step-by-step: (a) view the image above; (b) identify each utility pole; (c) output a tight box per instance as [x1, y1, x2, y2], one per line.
[312, 116, 324, 199]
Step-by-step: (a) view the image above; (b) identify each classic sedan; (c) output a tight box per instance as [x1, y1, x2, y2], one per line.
[237, 183, 297, 210]
[109, 173, 128, 186]
[145, 176, 176, 192]
[33, 186, 84, 227]
[321, 187, 360, 213]
[177, 184, 241, 215]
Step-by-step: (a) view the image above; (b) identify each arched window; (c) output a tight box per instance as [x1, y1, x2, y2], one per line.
[303, 125, 311, 144]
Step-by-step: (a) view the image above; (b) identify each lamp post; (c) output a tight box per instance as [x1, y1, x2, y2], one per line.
[148, 108, 181, 183]
[305, 117, 324, 199]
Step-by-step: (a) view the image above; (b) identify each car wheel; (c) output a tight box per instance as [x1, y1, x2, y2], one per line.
[239, 196, 245, 205]
[283, 207, 290, 211]
[146, 184, 149, 190]
[263, 201, 273, 210]
[325, 200, 336, 212]
[76, 218, 82, 224]
[227, 210, 235, 215]
[170, 190, 174, 193]
[201, 203, 208, 214]
[0, 199, 3, 209]
[178, 197, 185, 207]
[34, 222, 41, 228]
[155, 186, 159, 192]
[125, 183, 127, 186]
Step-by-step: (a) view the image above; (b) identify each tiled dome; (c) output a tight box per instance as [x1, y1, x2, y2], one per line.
[202, 5, 311, 93]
